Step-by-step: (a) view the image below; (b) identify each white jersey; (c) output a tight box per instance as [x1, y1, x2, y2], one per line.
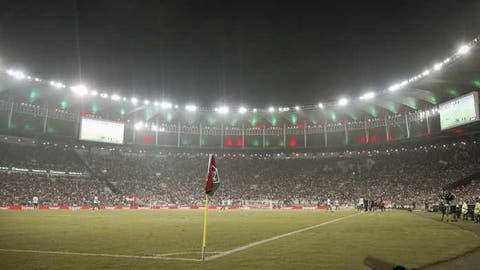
[334, 200, 339, 206]
[33, 196, 39, 204]
[94, 196, 100, 204]
[327, 199, 331, 206]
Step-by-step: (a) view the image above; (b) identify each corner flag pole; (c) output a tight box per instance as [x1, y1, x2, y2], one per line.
[201, 194, 209, 261]
[202, 154, 218, 261]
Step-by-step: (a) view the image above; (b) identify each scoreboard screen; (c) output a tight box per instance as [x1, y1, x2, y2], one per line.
[79, 118, 125, 144]
[439, 91, 479, 130]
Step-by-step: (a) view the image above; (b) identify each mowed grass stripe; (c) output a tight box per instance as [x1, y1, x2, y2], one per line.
[0, 210, 355, 255]
[0, 248, 202, 262]
[205, 212, 360, 261]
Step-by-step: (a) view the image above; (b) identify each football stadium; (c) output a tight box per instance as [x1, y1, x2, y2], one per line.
[1, 1, 480, 269]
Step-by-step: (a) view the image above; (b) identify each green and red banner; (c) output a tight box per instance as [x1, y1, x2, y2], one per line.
[205, 154, 220, 197]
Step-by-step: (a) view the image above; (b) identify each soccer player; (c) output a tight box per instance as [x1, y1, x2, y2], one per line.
[93, 196, 100, 211]
[326, 197, 333, 212]
[475, 198, 480, 224]
[32, 196, 39, 210]
[334, 199, 339, 211]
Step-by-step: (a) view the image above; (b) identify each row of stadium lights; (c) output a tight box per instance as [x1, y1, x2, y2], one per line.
[2, 39, 478, 114]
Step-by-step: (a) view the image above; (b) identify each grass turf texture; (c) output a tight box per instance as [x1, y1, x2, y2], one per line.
[0, 210, 478, 269]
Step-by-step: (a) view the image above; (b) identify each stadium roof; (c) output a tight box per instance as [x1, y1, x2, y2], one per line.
[0, 36, 479, 125]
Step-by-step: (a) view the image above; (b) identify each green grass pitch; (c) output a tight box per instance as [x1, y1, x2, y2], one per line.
[0, 210, 479, 269]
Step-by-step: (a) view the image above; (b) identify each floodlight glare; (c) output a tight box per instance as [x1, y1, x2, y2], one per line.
[49, 81, 65, 89]
[253, 108, 257, 113]
[6, 69, 26, 80]
[295, 106, 300, 111]
[185, 104, 197, 112]
[70, 84, 88, 96]
[131, 97, 138, 104]
[457, 44, 470, 55]
[90, 90, 98, 96]
[161, 101, 172, 109]
[318, 103, 324, 109]
[134, 122, 143, 130]
[153, 101, 159, 106]
[422, 69, 430, 76]
[338, 98, 349, 106]
[111, 94, 120, 101]
[268, 106, 275, 113]
[388, 83, 401, 92]
[216, 106, 229, 114]
[144, 100, 150, 105]
[100, 93, 109, 99]
[360, 92, 375, 100]
[433, 63, 443, 71]
[238, 106, 247, 114]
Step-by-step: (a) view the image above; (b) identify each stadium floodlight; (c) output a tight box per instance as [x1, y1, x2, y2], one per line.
[34, 77, 41, 82]
[388, 83, 401, 92]
[151, 124, 158, 131]
[131, 97, 138, 105]
[6, 69, 26, 80]
[359, 92, 375, 100]
[153, 101, 159, 106]
[338, 97, 349, 106]
[174, 104, 179, 109]
[295, 106, 300, 111]
[185, 104, 197, 112]
[70, 84, 88, 96]
[161, 101, 172, 109]
[238, 106, 247, 114]
[253, 108, 257, 113]
[144, 100, 150, 105]
[100, 93, 109, 99]
[318, 103, 324, 109]
[422, 69, 430, 76]
[443, 57, 451, 64]
[111, 94, 120, 101]
[49, 81, 66, 89]
[90, 90, 98, 96]
[433, 62, 443, 71]
[215, 106, 229, 114]
[134, 122, 143, 130]
[268, 106, 275, 113]
[457, 44, 470, 55]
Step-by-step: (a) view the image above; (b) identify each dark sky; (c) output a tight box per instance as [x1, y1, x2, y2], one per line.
[0, 0, 479, 107]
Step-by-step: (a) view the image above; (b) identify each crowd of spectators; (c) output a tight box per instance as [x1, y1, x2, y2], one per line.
[0, 142, 88, 173]
[0, 136, 479, 207]
[0, 172, 114, 206]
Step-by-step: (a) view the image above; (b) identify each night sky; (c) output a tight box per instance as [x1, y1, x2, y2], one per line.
[0, 0, 479, 107]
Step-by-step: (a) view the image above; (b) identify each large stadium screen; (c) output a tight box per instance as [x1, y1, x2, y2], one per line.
[439, 91, 479, 130]
[79, 118, 125, 144]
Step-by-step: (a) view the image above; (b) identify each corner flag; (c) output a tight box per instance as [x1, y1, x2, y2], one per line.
[205, 154, 220, 196]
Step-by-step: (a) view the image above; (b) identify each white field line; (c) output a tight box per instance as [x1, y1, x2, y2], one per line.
[0, 248, 202, 262]
[205, 212, 361, 261]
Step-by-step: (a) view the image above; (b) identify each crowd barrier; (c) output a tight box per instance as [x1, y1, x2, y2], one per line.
[0, 205, 339, 211]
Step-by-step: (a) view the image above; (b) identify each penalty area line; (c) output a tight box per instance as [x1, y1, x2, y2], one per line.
[205, 212, 361, 261]
[0, 248, 202, 262]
